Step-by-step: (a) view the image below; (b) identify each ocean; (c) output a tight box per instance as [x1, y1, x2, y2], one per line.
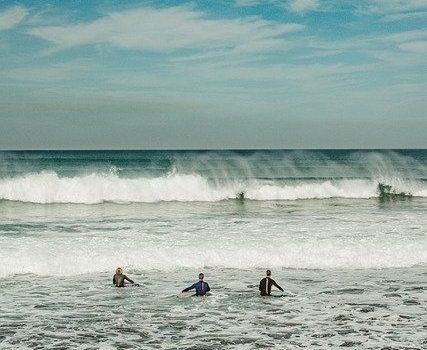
[0, 150, 426, 349]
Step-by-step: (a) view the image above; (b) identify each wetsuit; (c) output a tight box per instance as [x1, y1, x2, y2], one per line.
[259, 277, 283, 296]
[113, 274, 134, 287]
[182, 280, 210, 296]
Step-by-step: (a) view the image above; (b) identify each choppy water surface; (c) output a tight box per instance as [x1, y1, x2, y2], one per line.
[0, 150, 426, 349]
[1, 268, 426, 349]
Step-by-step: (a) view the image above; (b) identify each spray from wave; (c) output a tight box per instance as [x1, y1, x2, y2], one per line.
[0, 150, 425, 203]
[0, 171, 425, 204]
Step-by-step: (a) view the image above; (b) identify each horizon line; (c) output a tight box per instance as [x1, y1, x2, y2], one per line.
[1, 148, 426, 152]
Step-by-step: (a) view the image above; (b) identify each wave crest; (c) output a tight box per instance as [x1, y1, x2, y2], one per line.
[0, 171, 425, 204]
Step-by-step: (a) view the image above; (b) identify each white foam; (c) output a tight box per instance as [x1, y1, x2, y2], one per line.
[244, 180, 377, 200]
[0, 236, 425, 277]
[0, 171, 226, 204]
[0, 171, 424, 204]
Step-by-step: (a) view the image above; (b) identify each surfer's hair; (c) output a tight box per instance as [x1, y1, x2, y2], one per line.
[199, 272, 204, 279]
[116, 267, 123, 274]
[266, 270, 271, 276]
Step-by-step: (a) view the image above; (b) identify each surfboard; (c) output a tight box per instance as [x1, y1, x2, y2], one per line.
[270, 291, 286, 297]
[178, 291, 194, 298]
[124, 283, 140, 287]
[178, 292, 212, 298]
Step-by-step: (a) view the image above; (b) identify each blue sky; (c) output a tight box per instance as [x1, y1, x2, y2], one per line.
[0, 0, 426, 149]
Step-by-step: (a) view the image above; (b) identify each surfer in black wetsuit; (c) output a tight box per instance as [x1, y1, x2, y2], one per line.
[113, 267, 135, 287]
[259, 270, 284, 296]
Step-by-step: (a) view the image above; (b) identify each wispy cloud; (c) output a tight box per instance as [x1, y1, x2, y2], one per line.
[0, 5, 28, 31]
[288, 0, 319, 13]
[362, 0, 427, 14]
[178, 61, 376, 90]
[381, 29, 427, 43]
[28, 5, 302, 54]
[234, 0, 263, 6]
[290, 28, 427, 61]
[358, 0, 427, 22]
[234, 0, 318, 13]
[398, 40, 427, 54]
[381, 10, 427, 22]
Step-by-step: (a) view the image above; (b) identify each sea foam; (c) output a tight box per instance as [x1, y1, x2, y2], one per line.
[1, 236, 425, 277]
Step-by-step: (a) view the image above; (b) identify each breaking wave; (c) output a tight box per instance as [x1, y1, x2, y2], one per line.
[0, 171, 425, 204]
[0, 150, 425, 203]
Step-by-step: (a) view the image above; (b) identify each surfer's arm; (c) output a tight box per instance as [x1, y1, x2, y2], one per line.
[206, 283, 211, 292]
[123, 275, 134, 284]
[272, 280, 284, 292]
[113, 276, 117, 285]
[182, 283, 196, 293]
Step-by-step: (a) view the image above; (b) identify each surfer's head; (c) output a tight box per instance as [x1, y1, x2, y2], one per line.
[116, 267, 123, 275]
[198, 273, 204, 280]
[266, 270, 271, 276]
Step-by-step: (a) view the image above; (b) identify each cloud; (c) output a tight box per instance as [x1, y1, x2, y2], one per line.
[234, 0, 318, 13]
[358, 0, 427, 22]
[381, 11, 427, 22]
[398, 40, 427, 54]
[363, 0, 427, 14]
[288, 0, 319, 13]
[234, 0, 263, 6]
[295, 28, 427, 57]
[0, 5, 28, 30]
[181, 62, 375, 86]
[382, 29, 427, 43]
[28, 5, 302, 54]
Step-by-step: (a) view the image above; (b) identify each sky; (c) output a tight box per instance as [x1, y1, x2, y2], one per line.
[0, 0, 426, 149]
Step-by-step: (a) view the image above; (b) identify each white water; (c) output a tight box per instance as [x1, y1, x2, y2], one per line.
[1, 236, 425, 277]
[1, 197, 425, 277]
[0, 171, 425, 204]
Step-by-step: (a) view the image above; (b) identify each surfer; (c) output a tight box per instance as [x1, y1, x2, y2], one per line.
[113, 267, 135, 287]
[181, 272, 211, 296]
[259, 269, 284, 296]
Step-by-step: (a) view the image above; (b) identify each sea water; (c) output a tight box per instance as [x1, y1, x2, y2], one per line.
[0, 150, 426, 349]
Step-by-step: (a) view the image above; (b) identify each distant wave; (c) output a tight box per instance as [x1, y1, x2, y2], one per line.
[0, 171, 425, 204]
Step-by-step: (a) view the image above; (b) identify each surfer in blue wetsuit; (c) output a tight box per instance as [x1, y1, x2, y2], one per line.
[181, 273, 210, 296]
[113, 267, 135, 287]
[259, 269, 284, 296]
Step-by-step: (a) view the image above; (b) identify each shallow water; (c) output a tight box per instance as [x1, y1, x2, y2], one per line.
[1, 268, 426, 349]
[1, 198, 426, 349]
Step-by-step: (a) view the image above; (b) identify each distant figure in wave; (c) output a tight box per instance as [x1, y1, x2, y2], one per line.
[182, 272, 211, 296]
[259, 269, 284, 296]
[113, 267, 136, 287]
